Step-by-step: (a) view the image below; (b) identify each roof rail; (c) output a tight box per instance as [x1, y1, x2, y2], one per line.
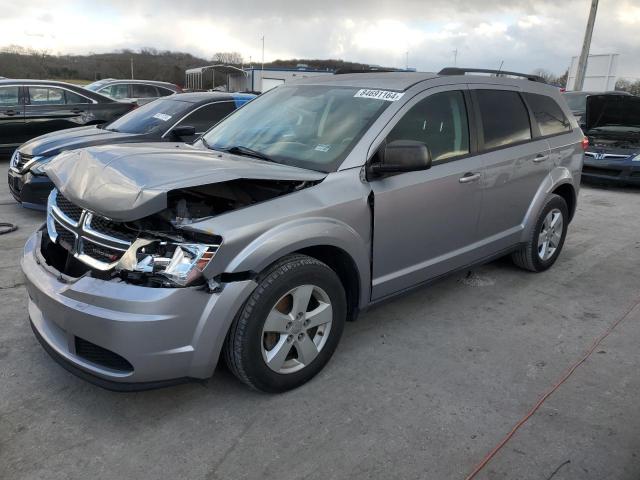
[438, 67, 547, 83]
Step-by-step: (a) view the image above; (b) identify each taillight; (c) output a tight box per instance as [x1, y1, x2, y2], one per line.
[582, 137, 589, 151]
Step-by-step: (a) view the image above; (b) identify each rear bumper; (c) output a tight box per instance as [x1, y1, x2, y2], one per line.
[581, 159, 640, 185]
[8, 170, 52, 210]
[22, 230, 257, 388]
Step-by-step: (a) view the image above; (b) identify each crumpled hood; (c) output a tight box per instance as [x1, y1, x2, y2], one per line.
[586, 94, 640, 131]
[19, 125, 139, 157]
[46, 143, 326, 221]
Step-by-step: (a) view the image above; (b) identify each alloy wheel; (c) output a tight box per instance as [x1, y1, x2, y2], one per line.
[261, 285, 333, 374]
[537, 208, 563, 261]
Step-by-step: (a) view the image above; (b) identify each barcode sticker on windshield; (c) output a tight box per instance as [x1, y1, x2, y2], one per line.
[354, 89, 404, 102]
[153, 113, 172, 121]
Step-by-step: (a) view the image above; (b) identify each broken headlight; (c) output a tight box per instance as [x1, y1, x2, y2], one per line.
[123, 241, 219, 287]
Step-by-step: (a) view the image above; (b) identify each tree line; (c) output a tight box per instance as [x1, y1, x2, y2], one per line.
[0, 47, 373, 86]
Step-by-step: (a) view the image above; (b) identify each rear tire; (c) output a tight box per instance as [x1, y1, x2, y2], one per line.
[223, 254, 346, 393]
[511, 194, 568, 272]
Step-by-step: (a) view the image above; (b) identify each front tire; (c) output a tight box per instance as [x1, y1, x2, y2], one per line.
[511, 194, 569, 272]
[223, 254, 347, 393]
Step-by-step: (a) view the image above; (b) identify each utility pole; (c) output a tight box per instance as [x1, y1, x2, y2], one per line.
[453, 48, 458, 66]
[574, 0, 599, 91]
[405, 51, 409, 70]
[261, 36, 265, 71]
[130, 57, 134, 79]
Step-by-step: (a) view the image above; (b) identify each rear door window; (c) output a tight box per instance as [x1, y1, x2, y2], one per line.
[157, 87, 175, 97]
[99, 84, 129, 99]
[176, 102, 236, 134]
[28, 87, 65, 105]
[0, 86, 19, 106]
[523, 93, 571, 136]
[131, 84, 159, 98]
[476, 90, 531, 149]
[64, 90, 91, 104]
[386, 90, 470, 163]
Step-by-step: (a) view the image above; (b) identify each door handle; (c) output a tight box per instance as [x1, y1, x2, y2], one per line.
[459, 172, 481, 184]
[71, 108, 84, 114]
[533, 154, 549, 163]
[4, 109, 17, 116]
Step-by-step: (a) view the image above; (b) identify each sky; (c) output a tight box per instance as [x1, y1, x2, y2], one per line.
[1, 0, 639, 79]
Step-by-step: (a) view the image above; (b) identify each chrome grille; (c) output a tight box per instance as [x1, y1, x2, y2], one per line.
[10, 151, 35, 173]
[55, 191, 83, 223]
[585, 152, 630, 161]
[86, 214, 138, 242]
[47, 189, 133, 270]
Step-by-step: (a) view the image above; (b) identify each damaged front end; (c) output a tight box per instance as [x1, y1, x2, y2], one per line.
[43, 177, 316, 288]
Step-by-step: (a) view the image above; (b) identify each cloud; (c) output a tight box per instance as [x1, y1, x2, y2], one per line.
[0, 0, 638, 79]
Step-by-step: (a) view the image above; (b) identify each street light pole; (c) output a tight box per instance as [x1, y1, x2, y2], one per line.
[574, 0, 599, 91]
[261, 36, 265, 71]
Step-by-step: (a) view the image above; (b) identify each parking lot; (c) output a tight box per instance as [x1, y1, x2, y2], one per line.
[1, 164, 640, 479]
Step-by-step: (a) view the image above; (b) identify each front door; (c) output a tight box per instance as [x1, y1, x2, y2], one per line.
[370, 87, 483, 299]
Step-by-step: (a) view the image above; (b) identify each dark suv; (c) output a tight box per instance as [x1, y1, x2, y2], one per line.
[0, 79, 134, 159]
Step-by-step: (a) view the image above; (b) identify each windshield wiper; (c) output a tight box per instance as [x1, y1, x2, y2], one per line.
[225, 145, 275, 163]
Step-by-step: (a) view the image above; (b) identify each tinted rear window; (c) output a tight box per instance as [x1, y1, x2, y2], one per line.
[132, 84, 159, 98]
[476, 90, 531, 149]
[523, 93, 571, 137]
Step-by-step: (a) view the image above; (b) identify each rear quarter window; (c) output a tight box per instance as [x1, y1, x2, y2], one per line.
[476, 90, 531, 150]
[523, 93, 571, 137]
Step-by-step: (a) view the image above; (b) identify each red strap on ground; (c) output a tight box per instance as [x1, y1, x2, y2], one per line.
[464, 294, 640, 480]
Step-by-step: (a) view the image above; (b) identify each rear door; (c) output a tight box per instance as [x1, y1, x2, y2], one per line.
[470, 86, 551, 250]
[24, 86, 90, 139]
[0, 85, 25, 156]
[370, 86, 484, 299]
[522, 92, 578, 183]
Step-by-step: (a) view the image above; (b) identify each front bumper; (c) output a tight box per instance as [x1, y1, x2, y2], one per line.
[22, 230, 257, 389]
[581, 158, 640, 185]
[8, 169, 53, 210]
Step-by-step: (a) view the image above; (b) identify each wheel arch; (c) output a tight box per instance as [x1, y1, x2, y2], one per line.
[550, 182, 577, 222]
[220, 217, 371, 313]
[296, 245, 361, 322]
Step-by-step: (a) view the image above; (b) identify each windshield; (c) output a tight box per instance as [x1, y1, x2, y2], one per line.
[201, 85, 393, 172]
[563, 92, 587, 112]
[104, 99, 188, 134]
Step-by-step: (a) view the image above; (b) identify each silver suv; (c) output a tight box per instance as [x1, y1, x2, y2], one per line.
[22, 68, 585, 392]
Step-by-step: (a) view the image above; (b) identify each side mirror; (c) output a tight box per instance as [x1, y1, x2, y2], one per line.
[370, 140, 432, 175]
[171, 125, 196, 139]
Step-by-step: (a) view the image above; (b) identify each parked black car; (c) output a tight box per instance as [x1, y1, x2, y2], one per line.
[582, 93, 640, 185]
[0, 79, 134, 160]
[8, 92, 255, 209]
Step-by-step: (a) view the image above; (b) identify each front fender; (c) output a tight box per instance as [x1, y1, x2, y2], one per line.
[225, 217, 370, 305]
